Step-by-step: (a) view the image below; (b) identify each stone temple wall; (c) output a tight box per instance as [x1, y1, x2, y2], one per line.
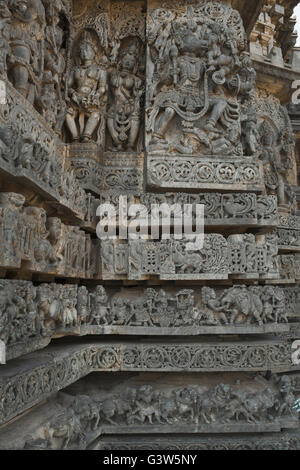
[0, 0, 300, 450]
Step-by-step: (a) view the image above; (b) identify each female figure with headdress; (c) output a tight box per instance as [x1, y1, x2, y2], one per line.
[107, 40, 143, 152]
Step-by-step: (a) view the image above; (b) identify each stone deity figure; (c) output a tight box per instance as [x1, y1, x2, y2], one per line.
[242, 109, 261, 156]
[146, 4, 255, 155]
[77, 286, 89, 324]
[89, 286, 109, 325]
[66, 33, 107, 142]
[148, 14, 242, 154]
[47, 217, 64, 262]
[0, 192, 24, 266]
[148, 19, 207, 150]
[107, 42, 143, 151]
[260, 122, 294, 209]
[8, 0, 45, 102]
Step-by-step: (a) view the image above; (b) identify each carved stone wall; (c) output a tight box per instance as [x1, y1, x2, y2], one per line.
[2, 280, 299, 361]
[0, 0, 300, 451]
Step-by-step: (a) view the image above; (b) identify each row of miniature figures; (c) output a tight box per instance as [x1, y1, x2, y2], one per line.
[7, 374, 299, 450]
[1, 280, 299, 354]
[1, 192, 300, 282]
[0, 192, 99, 278]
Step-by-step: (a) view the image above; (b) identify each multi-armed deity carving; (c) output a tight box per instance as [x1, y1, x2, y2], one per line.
[0, 0, 295, 214]
[146, 3, 252, 156]
[0, 0, 295, 216]
[142, 1, 298, 215]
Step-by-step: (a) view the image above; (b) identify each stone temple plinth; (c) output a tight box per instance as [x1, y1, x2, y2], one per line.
[0, 0, 300, 451]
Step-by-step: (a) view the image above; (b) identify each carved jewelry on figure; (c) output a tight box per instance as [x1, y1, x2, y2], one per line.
[146, 4, 250, 156]
[107, 38, 144, 152]
[66, 30, 108, 143]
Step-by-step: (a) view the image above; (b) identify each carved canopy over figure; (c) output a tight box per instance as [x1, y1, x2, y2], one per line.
[65, 30, 108, 143]
[107, 38, 144, 152]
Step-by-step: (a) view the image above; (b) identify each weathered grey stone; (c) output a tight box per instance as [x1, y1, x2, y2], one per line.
[0, 0, 299, 452]
[0, 193, 100, 279]
[147, 155, 265, 191]
[1, 281, 299, 362]
[98, 191, 278, 228]
[0, 82, 87, 219]
[0, 372, 299, 449]
[99, 234, 281, 280]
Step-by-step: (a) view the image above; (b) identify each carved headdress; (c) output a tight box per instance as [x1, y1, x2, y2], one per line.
[118, 37, 143, 74]
[79, 30, 97, 54]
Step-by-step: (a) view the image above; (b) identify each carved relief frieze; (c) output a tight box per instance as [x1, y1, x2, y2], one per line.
[0, 193, 100, 279]
[147, 156, 265, 191]
[99, 234, 280, 281]
[145, 1, 250, 157]
[97, 432, 300, 450]
[0, 0, 299, 452]
[0, 372, 298, 449]
[2, 281, 299, 362]
[98, 191, 278, 228]
[0, 348, 297, 431]
[0, 83, 87, 218]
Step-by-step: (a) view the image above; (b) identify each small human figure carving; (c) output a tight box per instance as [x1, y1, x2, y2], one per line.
[66, 32, 108, 142]
[107, 40, 143, 151]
